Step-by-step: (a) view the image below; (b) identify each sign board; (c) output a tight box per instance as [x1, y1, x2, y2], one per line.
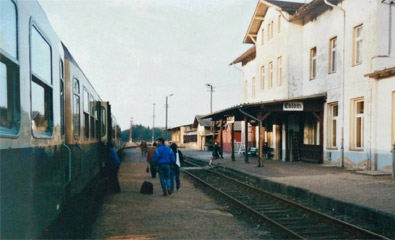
[283, 102, 304, 111]
[226, 116, 235, 123]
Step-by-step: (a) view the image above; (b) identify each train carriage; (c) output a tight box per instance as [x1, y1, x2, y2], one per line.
[0, 0, 120, 238]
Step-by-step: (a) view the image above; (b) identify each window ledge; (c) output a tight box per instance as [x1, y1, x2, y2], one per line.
[326, 147, 338, 150]
[33, 130, 53, 139]
[349, 148, 364, 152]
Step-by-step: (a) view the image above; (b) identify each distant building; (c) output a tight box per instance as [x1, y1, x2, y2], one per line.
[213, 0, 394, 171]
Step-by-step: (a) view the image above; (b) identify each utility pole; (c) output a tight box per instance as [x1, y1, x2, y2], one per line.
[206, 83, 214, 113]
[165, 94, 174, 141]
[129, 117, 133, 143]
[152, 103, 155, 143]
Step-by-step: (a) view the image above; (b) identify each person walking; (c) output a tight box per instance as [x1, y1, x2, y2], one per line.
[146, 142, 158, 178]
[153, 138, 175, 196]
[170, 143, 183, 192]
[209, 142, 220, 166]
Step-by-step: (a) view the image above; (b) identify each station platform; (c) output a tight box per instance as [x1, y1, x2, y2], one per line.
[88, 148, 262, 239]
[183, 150, 395, 216]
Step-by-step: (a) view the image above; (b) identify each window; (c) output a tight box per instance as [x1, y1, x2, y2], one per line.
[251, 77, 255, 99]
[268, 62, 273, 88]
[60, 60, 65, 138]
[83, 88, 89, 139]
[310, 47, 317, 80]
[101, 106, 106, 137]
[329, 37, 337, 73]
[31, 25, 53, 137]
[277, 56, 282, 86]
[278, 15, 281, 33]
[271, 21, 274, 39]
[260, 66, 265, 90]
[327, 102, 338, 148]
[350, 98, 364, 150]
[90, 94, 95, 138]
[353, 24, 363, 65]
[261, 29, 264, 45]
[267, 23, 270, 41]
[392, 92, 395, 146]
[73, 78, 80, 139]
[0, 0, 20, 136]
[303, 116, 320, 145]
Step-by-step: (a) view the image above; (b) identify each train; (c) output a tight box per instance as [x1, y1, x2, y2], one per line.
[0, 0, 121, 238]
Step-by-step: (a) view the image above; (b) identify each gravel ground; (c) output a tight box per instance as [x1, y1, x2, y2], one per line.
[88, 148, 262, 239]
[183, 150, 395, 215]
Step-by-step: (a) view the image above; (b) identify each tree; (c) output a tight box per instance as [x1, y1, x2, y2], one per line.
[121, 124, 170, 142]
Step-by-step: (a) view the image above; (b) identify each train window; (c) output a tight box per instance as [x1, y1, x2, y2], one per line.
[31, 26, 51, 85]
[95, 104, 99, 139]
[83, 89, 89, 139]
[90, 95, 95, 138]
[60, 60, 65, 138]
[31, 25, 53, 137]
[0, 0, 17, 59]
[73, 78, 80, 139]
[0, 0, 20, 137]
[101, 106, 106, 137]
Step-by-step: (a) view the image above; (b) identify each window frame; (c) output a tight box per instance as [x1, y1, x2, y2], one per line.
[310, 47, 317, 80]
[0, 0, 20, 138]
[261, 28, 264, 45]
[83, 88, 90, 139]
[329, 37, 337, 74]
[277, 56, 282, 86]
[268, 61, 273, 88]
[327, 102, 338, 149]
[73, 78, 81, 140]
[60, 58, 65, 138]
[260, 65, 265, 91]
[30, 21, 53, 139]
[392, 92, 395, 148]
[350, 97, 364, 151]
[353, 24, 363, 66]
[278, 15, 281, 33]
[271, 21, 274, 39]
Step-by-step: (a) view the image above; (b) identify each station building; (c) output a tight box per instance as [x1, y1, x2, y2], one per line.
[207, 0, 395, 171]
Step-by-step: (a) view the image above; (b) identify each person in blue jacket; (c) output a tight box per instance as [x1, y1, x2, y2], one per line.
[153, 138, 175, 196]
[106, 142, 121, 193]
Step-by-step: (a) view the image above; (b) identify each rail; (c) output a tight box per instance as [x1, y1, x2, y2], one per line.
[182, 158, 389, 239]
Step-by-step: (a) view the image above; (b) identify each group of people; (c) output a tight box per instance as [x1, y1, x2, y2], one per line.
[145, 138, 183, 196]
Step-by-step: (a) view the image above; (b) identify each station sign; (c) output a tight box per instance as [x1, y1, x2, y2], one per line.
[226, 116, 235, 123]
[283, 102, 304, 111]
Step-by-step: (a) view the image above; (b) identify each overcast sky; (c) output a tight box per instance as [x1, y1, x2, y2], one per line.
[38, 0, 307, 130]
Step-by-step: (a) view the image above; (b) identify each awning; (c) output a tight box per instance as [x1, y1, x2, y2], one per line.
[201, 93, 326, 121]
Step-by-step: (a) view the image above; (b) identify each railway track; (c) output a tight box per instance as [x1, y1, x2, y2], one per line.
[182, 159, 388, 239]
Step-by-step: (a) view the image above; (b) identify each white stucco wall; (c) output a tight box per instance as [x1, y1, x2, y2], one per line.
[238, 0, 395, 171]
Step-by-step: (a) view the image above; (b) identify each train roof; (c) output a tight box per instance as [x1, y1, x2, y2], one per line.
[62, 42, 102, 101]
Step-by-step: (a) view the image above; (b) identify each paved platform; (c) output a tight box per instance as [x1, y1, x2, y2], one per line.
[183, 150, 395, 216]
[88, 148, 264, 239]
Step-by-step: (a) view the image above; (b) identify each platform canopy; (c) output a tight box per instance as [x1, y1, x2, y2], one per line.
[201, 93, 327, 123]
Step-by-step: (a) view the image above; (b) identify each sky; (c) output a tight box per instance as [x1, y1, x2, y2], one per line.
[38, 0, 307, 130]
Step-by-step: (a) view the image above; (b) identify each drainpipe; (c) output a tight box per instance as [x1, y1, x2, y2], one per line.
[239, 108, 264, 167]
[324, 0, 346, 168]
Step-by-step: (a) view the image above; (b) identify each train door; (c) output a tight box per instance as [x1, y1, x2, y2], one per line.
[99, 101, 111, 144]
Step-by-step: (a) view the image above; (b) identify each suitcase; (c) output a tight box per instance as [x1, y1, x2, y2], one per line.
[140, 181, 153, 194]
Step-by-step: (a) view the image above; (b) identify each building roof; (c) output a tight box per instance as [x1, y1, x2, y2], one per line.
[193, 115, 212, 128]
[230, 46, 256, 66]
[243, 0, 304, 44]
[201, 93, 327, 121]
[291, 0, 342, 23]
